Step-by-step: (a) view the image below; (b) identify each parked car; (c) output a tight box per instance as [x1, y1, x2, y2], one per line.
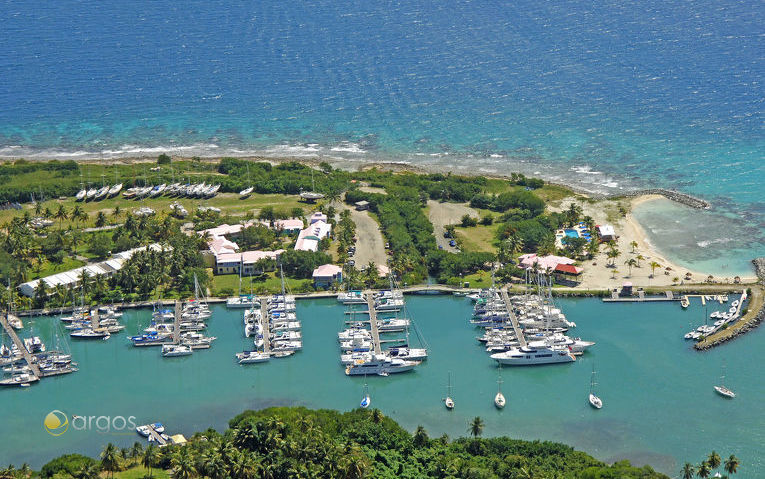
[449, 239, 456, 247]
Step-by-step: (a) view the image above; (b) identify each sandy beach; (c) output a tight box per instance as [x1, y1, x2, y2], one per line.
[551, 194, 758, 289]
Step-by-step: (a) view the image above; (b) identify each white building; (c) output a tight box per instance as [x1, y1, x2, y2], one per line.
[214, 250, 285, 275]
[294, 220, 332, 252]
[19, 244, 167, 297]
[312, 264, 343, 288]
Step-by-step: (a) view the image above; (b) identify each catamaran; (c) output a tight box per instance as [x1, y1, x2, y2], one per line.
[161, 344, 193, 357]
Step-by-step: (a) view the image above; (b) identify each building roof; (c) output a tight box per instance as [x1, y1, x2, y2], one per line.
[597, 224, 615, 236]
[554, 263, 583, 275]
[208, 237, 239, 256]
[216, 250, 284, 264]
[295, 220, 332, 251]
[274, 218, 304, 230]
[519, 253, 576, 271]
[312, 264, 343, 278]
[309, 212, 328, 224]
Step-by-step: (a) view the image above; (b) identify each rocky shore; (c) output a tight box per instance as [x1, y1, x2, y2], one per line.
[607, 188, 711, 210]
[695, 258, 764, 351]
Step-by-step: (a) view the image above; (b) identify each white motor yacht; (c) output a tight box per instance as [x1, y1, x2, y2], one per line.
[236, 351, 270, 364]
[491, 345, 576, 366]
[161, 344, 193, 357]
[344, 354, 419, 376]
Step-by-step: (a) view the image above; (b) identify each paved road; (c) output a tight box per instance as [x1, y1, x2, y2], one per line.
[347, 208, 388, 269]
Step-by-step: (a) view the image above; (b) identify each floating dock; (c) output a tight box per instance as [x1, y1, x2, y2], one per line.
[602, 291, 678, 302]
[260, 297, 271, 354]
[365, 291, 382, 354]
[500, 289, 527, 348]
[172, 300, 181, 344]
[0, 313, 41, 380]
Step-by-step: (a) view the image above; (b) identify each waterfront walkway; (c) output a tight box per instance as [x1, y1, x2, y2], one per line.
[260, 298, 271, 354]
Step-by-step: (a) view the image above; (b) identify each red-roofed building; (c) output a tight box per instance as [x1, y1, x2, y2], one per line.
[553, 263, 583, 284]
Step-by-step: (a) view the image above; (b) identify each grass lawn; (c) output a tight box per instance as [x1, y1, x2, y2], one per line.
[461, 271, 493, 288]
[113, 465, 170, 479]
[454, 223, 499, 253]
[535, 184, 575, 204]
[211, 271, 314, 296]
[1, 192, 307, 229]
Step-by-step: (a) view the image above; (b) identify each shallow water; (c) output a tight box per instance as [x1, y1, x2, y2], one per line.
[1, 297, 762, 477]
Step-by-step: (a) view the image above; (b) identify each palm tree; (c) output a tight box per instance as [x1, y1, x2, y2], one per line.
[54, 204, 68, 229]
[142, 444, 159, 478]
[413, 425, 429, 448]
[75, 462, 101, 479]
[682, 462, 695, 479]
[112, 205, 122, 220]
[611, 269, 619, 280]
[649, 261, 661, 278]
[724, 454, 739, 475]
[18, 463, 31, 479]
[697, 460, 711, 478]
[71, 205, 86, 227]
[635, 254, 644, 267]
[171, 448, 197, 479]
[707, 451, 721, 470]
[95, 211, 107, 228]
[630, 240, 638, 253]
[129, 442, 143, 465]
[624, 258, 638, 277]
[100, 443, 120, 479]
[469, 416, 484, 438]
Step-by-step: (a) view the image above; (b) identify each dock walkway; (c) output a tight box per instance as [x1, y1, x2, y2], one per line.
[1, 313, 41, 378]
[365, 291, 382, 354]
[260, 298, 271, 354]
[500, 289, 526, 348]
[172, 300, 181, 344]
[603, 291, 678, 302]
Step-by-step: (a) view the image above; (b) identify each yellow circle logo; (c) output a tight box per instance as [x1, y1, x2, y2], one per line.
[44, 410, 69, 436]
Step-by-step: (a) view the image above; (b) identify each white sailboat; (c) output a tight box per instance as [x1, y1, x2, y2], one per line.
[444, 372, 455, 410]
[714, 363, 735, 398]
[588, 364, 603, 409]
[494, 365, 506, 409]
[239, 163, 254, 198]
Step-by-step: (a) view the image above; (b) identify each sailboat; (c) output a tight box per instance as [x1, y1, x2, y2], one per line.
[494, 365, 506, 409]
[714, 363, 735, 398]
[226, 255, 254, 308]
[588, 364, 603, 409]
[360, 381, 371, 408]
[239, 161, 254, 198]
[444, 372, 455, 410]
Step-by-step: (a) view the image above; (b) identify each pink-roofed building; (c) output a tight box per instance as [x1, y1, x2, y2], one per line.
[273, 218, 304, 234]
[312, 264, 343, 288]
[518, 253, 576, 272]
[309, 212, 328, 224]
[208, 237, 239, 256]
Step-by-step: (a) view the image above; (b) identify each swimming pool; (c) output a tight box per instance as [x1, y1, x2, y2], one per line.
[564, 229, 579, 238]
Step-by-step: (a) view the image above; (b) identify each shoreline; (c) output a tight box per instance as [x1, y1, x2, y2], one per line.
[2, 153, 756, 282]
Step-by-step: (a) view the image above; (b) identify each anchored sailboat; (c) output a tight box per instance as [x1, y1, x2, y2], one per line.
[360, 381, 371, 408]
[588, 364, 603, 409]
[444, 372, 455, 410]
[714, 362, 735, 399]
[494, 365, 506, 409]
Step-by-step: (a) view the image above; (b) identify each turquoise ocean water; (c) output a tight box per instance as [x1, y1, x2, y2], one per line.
[1, 298, 763, 477]
[0, 0, 763, 273]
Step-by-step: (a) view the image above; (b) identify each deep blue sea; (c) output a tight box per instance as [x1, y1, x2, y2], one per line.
[0, 0, 763, 270]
